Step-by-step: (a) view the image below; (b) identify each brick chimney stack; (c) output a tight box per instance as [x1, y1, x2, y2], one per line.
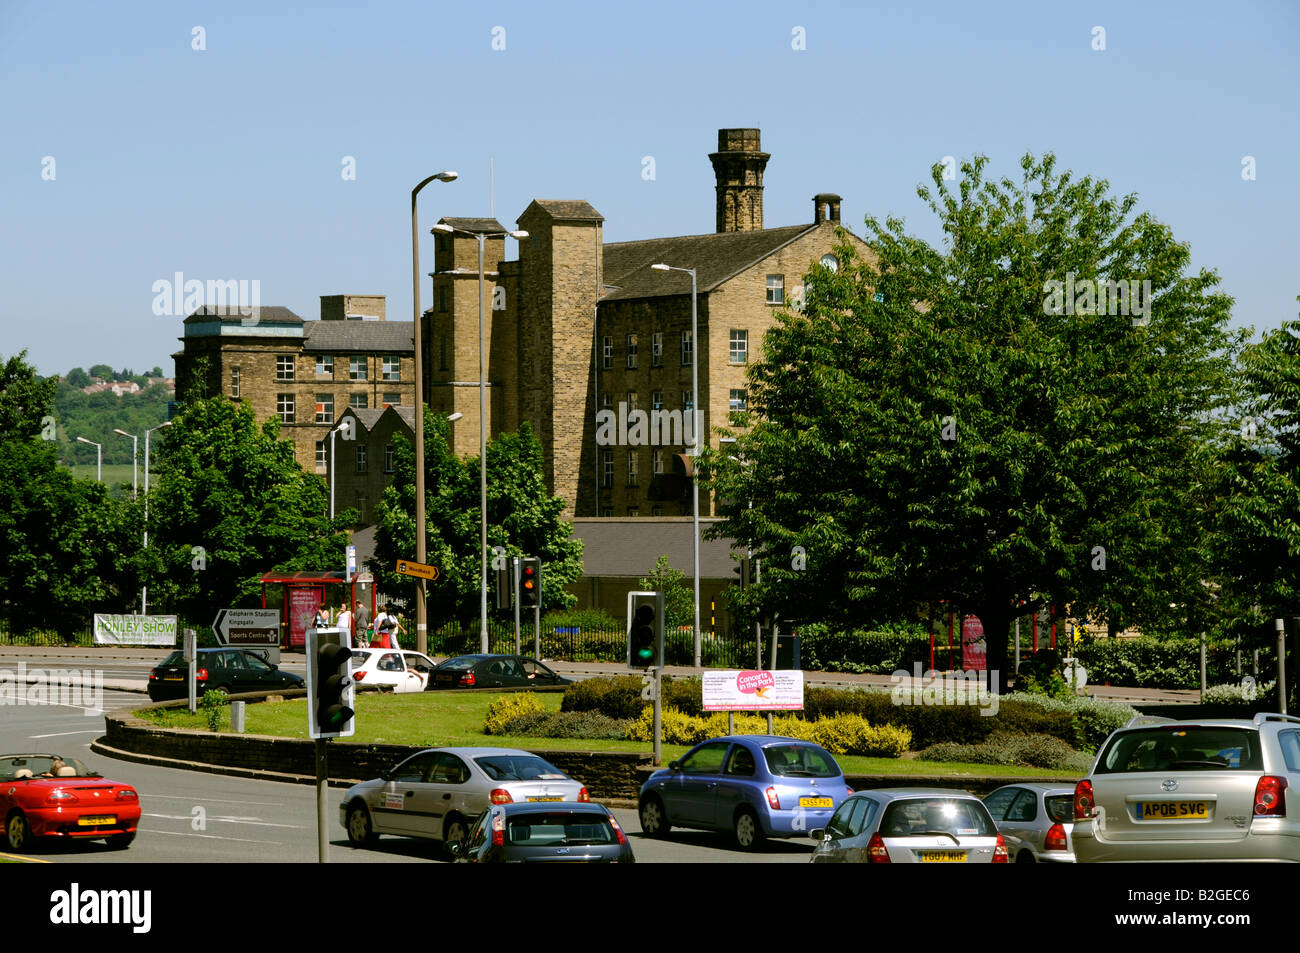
[813, 194, 842, 225]
[709, 129, 770, 233]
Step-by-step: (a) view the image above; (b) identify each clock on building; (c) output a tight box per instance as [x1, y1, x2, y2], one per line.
[819, 254, 839, 273]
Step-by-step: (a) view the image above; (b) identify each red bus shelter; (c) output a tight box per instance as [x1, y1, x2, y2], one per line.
[259, 570, 375, 649]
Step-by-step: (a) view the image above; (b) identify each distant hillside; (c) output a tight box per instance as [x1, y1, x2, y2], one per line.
[52, 372, 175, 467]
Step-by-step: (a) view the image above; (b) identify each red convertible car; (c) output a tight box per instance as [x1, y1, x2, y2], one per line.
[2, 753, 141, 852]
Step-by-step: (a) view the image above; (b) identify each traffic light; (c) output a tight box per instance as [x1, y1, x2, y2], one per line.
[627, 590, 665, 670]
[496, 560, 513, 610]
[308, 627, 355, 739]
[520, 557, 541, 610]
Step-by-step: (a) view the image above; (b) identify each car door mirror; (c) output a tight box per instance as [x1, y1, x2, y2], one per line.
[447, 840, 462, 857]
[810, 828, 826, 841]
[669, 761, 681, 771]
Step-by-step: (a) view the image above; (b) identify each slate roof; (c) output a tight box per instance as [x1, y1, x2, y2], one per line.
[600, 224, 817, 302]
[303, 320, 413, 352]
[339, 405, 416, 433]
[182, 305, 304, 325]
[520, 199, 605, 222]
[438, 217, 507, 234]
[569, 518, 738, 578]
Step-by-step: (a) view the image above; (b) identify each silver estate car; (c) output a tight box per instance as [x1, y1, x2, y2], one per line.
[982, 783, 1076, 863]
[809, 788, 1009, 863]
[340, 747, 590, 851]
[1073, 712, 1300, 862]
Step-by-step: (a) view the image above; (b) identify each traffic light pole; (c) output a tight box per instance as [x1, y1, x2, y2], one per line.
[534, 564, 541, 659]
[513, 557, 521, 655]
[653, 667, 662, 765]
[315, 738, 329, 864]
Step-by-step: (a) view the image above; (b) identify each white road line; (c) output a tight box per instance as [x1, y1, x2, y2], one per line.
[142, 812, 308, 830]
[29, 729, 104, 738]
[143, 828, 282, 845]
[142, 794, 292, 807]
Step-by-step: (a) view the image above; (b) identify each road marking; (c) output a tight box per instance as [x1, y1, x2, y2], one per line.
[142, 794, 292, 807]
[144, 828, 283, 845]
[29, 729, 103, 739]
[142, 812, 308, 830]
[0, 850, 52, 863]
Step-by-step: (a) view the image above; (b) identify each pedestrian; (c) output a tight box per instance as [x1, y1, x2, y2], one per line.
[379, 604, 403, 651]
[336, 603, 353, 642]
[312, 605, 329, 629]
[354, 600, 371, 647]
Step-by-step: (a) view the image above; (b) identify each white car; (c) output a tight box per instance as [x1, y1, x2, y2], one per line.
[349, 648, 438, 694]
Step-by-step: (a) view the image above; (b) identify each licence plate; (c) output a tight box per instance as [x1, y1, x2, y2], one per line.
[528, 797, 562, 802]
[1136, 800, 1209, 820]
[918, 850, 966, 863]
[78, 815, 116, 826]
[799, 797, 833, 808]
[163, 675, 183, 681]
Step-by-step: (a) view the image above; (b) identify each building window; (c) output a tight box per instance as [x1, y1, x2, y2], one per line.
[276, 355, 295, 381]
[601, 393, 611, 412]
[602, 336, 612, 370]
[230, 366, 240, 398]
[627, 507, 639, 517]
[651, 332, 663, 367]
[730, 329, 748, 364]
[315, 440, 327, 471]
[277, 393, 295, 423]
[383, 393, 400, 408]
[653, 449, 664, 474]
[627, 451, 639, 487]
[766, 275, 784, 305]
[315, 355, 333, 378]
[626, 334, 638, 369]
[729, 389, 748, 412]
[354, 445, 367, 475]
[315, 394, 334, 424]
[652, 391, 663, 411]
[627, 391, 638, 411]
[382, 357, 401, 381]
[682, 390, 693, 412]
[350, 393, 368, 410]
[349, 356, 367, 381]
[602, 450, 613, 488]
[384, 443, 395, 473]
[681, 331, 693, 366]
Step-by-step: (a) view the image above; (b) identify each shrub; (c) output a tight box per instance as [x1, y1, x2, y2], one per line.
[771, 716, 820, 742]
[701, 712, 768, 737]
[560, 675, 646, 719]
[627, 707, 708, 745]
[484, 693, 545, 735]
[795, 621, 934, 674]
[918, 732, 1088, 772]
[200, 690, 226, 732]
[1074, 635, 1237, 689]
[813, 715, 911, 757]
[499, 710, 631, 740]
[1004, 693, 1137, 751]
[661, 677, 704, 716]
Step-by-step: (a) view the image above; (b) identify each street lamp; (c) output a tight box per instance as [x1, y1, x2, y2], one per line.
[411, 169, 458, 655]
[141, 420, 171, 614]
[113, 428, 138, 499]
[431, 221, 528, 652]
[75, 437, 101, 482]
[650, 262, 702, 668]
[328, 418, 350, 522]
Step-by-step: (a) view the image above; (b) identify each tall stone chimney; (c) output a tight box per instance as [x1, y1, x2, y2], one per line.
[813, 194, 842, 225]
[709, 129, 770, 233]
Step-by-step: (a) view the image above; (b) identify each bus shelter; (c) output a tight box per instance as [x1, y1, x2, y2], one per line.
[259, 570, 375, 648]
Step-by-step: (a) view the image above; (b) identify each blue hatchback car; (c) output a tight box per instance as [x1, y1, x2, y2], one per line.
[638, 735, 853, 850]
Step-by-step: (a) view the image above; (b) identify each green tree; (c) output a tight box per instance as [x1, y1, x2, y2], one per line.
[706, 154, 1243, 691]
[65, 367, 91, 388]
[370, 413, 583, 624]
[143, 395, 351, 619]
[638, 554, 694, 631]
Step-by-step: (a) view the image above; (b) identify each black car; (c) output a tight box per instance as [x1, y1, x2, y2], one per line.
[452, 802, 635, 863]
[425, 654, 572, 690]
[147, 648, 305, 701]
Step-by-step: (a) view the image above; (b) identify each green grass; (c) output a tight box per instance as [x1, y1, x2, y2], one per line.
[66, 464, 159, 498]
[138, 691, 1075, 778]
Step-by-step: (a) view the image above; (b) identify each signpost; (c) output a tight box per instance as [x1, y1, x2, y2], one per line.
[212, 608, 281, 665]
[396, 559, 439, 582]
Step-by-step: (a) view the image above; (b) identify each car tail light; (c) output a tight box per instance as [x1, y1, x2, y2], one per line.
[116, 788, 138, 802]
[489, 788, 513, 805]
[1045, 823, 1068, 851]
[765, 787, 781, 811]
[195, 668, 208, 682]
[491, 812, 505, 847]
[353, 671, 367, 681]
[148, 671, 157, 681]
[608, 813, 628, 845]
[46, 791, 78, 805]
[1074, 780, 1095, 820]
[578, 787, 591, 803]
[460, 672, 476, 686]
[993, 833, 1009, 863]
[1254, 776, 1287, 816]
[866, 832, 890, 863]
[846, 785, 855, 798]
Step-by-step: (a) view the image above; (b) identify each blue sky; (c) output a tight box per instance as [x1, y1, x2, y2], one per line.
[2, 0, 1296, 377]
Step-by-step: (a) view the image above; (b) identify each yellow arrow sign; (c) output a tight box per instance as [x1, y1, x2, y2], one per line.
[396, 559, 439, 581]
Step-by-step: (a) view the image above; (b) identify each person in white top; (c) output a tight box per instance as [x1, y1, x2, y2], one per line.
[335, 606, 353, 641]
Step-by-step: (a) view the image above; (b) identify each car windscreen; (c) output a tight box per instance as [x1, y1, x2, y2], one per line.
[157, 651, 185, 667]
[1095, 727, 1264, 774]
[761, 744, 840, 778]
[1045, 795, 1073, 824]
[474, 755, 569, 782]
[505, 813, 617, 846]
[0, 756, 95, 780]
[879, 798, 997, 838]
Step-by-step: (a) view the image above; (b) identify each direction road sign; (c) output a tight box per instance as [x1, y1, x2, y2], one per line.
[212, 608, 281, 663]
[396, 559, 440, 581]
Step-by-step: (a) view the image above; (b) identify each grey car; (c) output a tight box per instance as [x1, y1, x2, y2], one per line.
[982, 783, 1076, 863]
[809, 787, 1009, 863]
[340, 747, 590, 851]
[1073, 712, 1300, 862]
[452, 802, 635, 863]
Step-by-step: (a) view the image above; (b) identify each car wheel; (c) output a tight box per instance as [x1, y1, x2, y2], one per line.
[346, 802, 377, 847]
[443, 813, 469, 850]
[733, 808, 765, 851]
[639, 795, 670, 838]
[211, 684, 230, 696]
[105, 832, 135, 850]
[1016, 848, 1036, 863]
[6, 812, 31, 852]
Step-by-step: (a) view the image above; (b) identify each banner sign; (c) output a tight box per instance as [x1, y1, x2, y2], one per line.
[702, 669, 804, 712]
[962, 615, 987, 672]
[93, 614, 177, 646]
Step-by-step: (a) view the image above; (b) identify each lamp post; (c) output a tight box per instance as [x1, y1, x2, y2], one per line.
[431, 222, 528, 652]
[140, 420, 171, 614]
[411, 170, 459, 655]
[75, 437, 101, 482]
[113, 428, 138, 500]
[650, 263, 701, 668]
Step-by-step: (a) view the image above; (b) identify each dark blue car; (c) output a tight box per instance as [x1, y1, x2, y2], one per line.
[638, 735, 853, 850]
